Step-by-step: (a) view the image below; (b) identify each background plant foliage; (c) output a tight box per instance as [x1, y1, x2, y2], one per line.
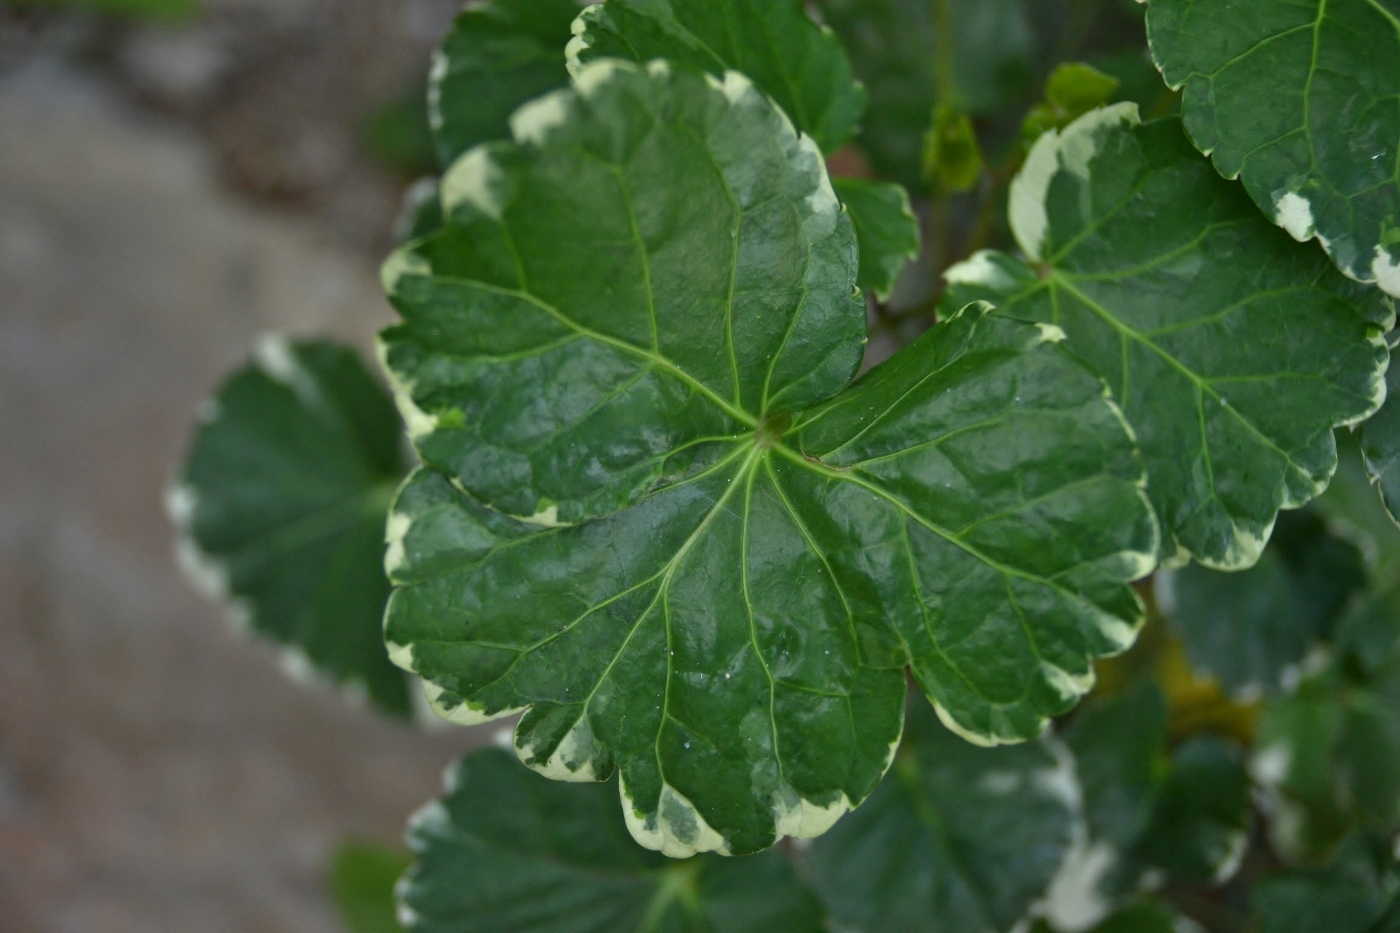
[171, 0, 1400, 930]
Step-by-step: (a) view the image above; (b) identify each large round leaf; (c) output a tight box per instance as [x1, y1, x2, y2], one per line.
[943, 104, 1393, 570]
[1146, 0, 1400, 297]
[398, 748, 825, 932]
[1362, 362, 1400, 528]
[566, 0, 865, 155]
[381, 60, 1158, 856]
[565, 0, 919, 297]
[169, 338, 413, 716]
[806, 703, 1078, 933]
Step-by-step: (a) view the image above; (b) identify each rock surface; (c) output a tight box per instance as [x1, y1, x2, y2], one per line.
[0, 60, 482, 933]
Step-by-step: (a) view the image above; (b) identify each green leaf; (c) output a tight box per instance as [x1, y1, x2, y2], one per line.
[1363, 362, 1400, 529]
[817, 0, 1035, 188]
[942, 105, 1394, 571]
[1315, 429, 1400, 567]
[1139, 735, 1253, 883]
[381, 60, 1158, 857]
[429, 0, 583, 166]
[831, 177, 920, 301]
[1160, 508, 1368, 698]
[923, 105, 985, 193]
[566, 0, 865, 155]
[169, 338, 413, 717]
[1023, 63, 1123, 147]
[1053, 684, 1169, 928]
[806, 703, 1078, 933]
[394, 178, 446, 246]
[1034, 900, 1197, 933]
[1255, 590, 1400, 856]
[1253, 832, 1400, 933]
[332, 843, 411, 933]
[1146, 0, 1400, 298]
[397, 747, 825, 932]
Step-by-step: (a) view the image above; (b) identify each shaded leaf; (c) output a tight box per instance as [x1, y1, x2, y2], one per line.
[567, 0, 865, 154]
[807, 703, 1078, 933]
[1052, 684, 1170, 928]
[817, 0, 1035, 188]
[381, 60, 1158, 857]
[1255, 587, 1400, 857]
[1160, 508, 1367, 698]
[332, 843, 411, 933]
[430, 0, 583, 166]
[398, 747, 825, 932]
[1253, 832, 1400, 933]
[943, 105, 1393, 571]
[169, 338, 413, 716]
[831, 176, 920, 300]
[1139, 735, 1252, 883]
[1363, 362, 1400, 529]
[1146, 0, 1400, 297]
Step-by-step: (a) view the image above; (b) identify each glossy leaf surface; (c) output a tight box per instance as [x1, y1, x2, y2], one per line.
[817, 0, 1035, 187]
[1161, 508, 1367, 697]
[430, 0, 582, 165]
[170, 338, 413, 716]
[831, 177, 920, 300]
[567, 0, 865, 154]
[807, 703, 1078, 933]
[1146, 0, 1400, 297]
[381, 60, 1158, 857]
[943, 105, 1393, 570]
[398, 748, 825, 932]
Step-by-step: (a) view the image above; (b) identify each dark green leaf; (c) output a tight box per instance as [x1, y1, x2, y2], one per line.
[169, 338, 413, 716]
[1255, 590, 1400, 856]
[1315, 429, 1400, 567]
[1253, 832, 1400, 933]
[1160, 509, 1368, 697]
[567, 0, 865, 154]
[807, 703, 1078, 933]
[943, 106, 1393, 570]
[381, 60, 1157, 856]
[397, 747, 825, 932]
[818, 0, 1035, 188]
[832, 177, 920, 301]
[430, 0, 583, 166]
[1140, 735, 1252, 883]
[1146, 0, 1400, 297]
[332, 843, 411, 933]
[1052, 685, 1169, 927]
[1363, 363, 1400, 529]
[1031, 900, 1196, 933]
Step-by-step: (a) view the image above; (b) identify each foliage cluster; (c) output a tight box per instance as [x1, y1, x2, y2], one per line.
[169, 1, 1400, 930]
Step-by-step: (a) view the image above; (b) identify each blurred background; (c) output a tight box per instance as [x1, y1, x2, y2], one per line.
[0, 1, 484, 930]
[0, 1, 1159, 930]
